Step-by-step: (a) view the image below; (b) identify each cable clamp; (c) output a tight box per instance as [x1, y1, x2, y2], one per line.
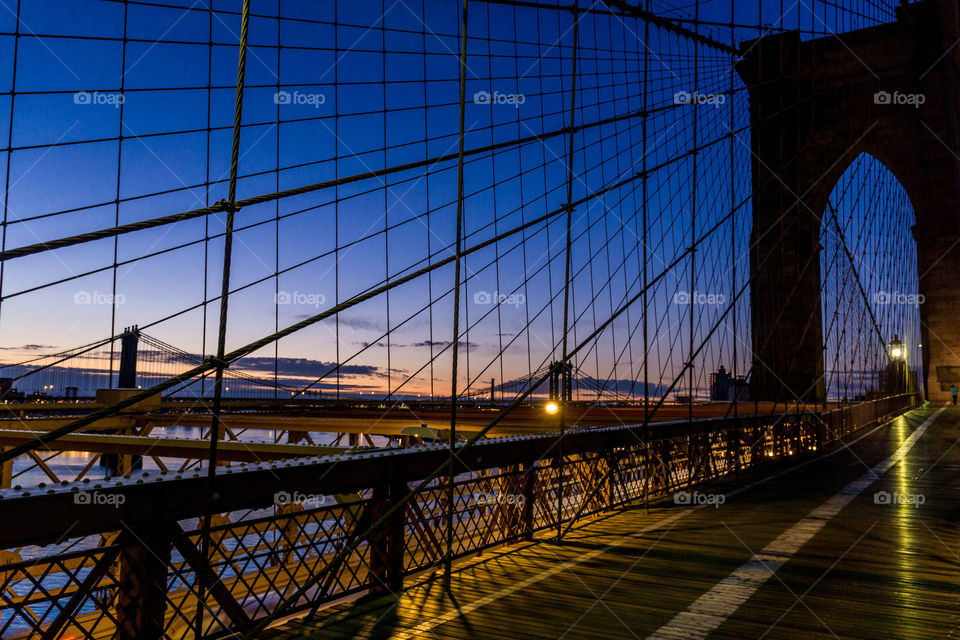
[215, 199, 240, 214]
[207, 356, 230, 370]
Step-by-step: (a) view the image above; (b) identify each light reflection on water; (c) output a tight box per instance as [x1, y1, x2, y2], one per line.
[9, 426, 389, 489]
[7, 423, 394, 577]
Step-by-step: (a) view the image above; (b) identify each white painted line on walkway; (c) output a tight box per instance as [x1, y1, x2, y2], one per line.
[645, 407, 943, 640]
[323, 407, 928, 639]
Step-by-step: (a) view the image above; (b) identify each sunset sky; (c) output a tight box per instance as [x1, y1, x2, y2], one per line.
[0, 1, 919, 400]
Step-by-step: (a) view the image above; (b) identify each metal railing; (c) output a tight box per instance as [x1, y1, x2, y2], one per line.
[0, 393, 921, 640]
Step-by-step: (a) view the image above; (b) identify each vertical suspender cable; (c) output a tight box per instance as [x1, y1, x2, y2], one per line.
[688, 0, 699, 425]
[197, 1, 250, 636]
[754, 0, 763, 419]
[641, 0, 651, 513]
[384, 0, 392, 402]
[274, 7, 281, 401]
[0, 0, 21, 346]
[445, 0, 469, 586]
[108, 1, 129, 390]
[730, 1, 738, 425]
[422, 0, 435, 401]
[335, 0, 342, 402]
[558, 1, 580, 541]
[201, 4, 214, 400]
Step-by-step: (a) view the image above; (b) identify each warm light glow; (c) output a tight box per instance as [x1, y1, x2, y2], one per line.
[545, 401, 560, 415]
[890, 347, 902, 359]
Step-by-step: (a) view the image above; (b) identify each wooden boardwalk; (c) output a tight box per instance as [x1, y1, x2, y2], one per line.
[265, 405, 960, 639]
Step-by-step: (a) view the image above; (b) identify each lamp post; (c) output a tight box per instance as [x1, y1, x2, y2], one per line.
[889, 335, 904, 360]
[888, 334, 905, 393]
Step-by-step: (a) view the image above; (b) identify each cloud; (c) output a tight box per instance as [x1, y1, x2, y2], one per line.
[338, 317, 384, 332]
[354, 340, 477, 352]
[0, 344, 57, 351]
[407, 340, 476, 351]
[234, 356, 381, 378]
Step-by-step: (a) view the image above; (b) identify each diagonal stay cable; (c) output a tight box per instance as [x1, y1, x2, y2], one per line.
[234, 203, 743, 638]
[0, 173, 727, 464]
[824, 199, 890, 360]
[555, 186, 871, 534]
[0, 100, 704, 264]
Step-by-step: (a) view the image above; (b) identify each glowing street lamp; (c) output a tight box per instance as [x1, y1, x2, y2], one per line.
[544, 401, 559, 415]
[889, 334, 904, 360]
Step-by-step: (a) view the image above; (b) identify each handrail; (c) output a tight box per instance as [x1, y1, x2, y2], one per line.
[0, 393, 921, 640]
[0, 394, 920, 549]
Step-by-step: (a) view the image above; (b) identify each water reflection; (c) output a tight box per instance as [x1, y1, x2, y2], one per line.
[9, 426, 388, 489]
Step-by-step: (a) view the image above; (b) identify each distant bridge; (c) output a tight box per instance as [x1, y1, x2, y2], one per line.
[0, 0, 955, 638]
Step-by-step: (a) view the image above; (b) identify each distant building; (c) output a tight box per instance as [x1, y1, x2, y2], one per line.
[0, 378, 24, 402]
[710, 366, 749, 401]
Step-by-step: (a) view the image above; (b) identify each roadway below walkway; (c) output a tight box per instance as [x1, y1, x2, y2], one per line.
[266, 404, 960, 639]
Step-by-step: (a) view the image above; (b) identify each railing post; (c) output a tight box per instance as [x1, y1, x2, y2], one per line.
[114, 527, 172, 640]
[367, 482, 392, 593]
[727, 421, 740, 479]
[387, 476, 406, 592]
[499, 463, 525, 540]
[368, 477, 406, 594]
[606, 453, 616, 508]
[0, 447, 11, 488]
[274, 503, 303, 566]
[816, 412, 825, 452]
[522, 461, 536, 540]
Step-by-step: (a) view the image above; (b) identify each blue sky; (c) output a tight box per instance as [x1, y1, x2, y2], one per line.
[0, 0, 917, 400]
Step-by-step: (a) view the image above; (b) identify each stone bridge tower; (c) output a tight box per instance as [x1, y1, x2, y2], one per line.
[737, 0, 960, 403]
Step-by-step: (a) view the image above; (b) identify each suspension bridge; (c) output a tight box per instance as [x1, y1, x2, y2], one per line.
[0, 0, 956, 638]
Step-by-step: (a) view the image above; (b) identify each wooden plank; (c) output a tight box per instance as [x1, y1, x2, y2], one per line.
[264, 407, 959, 640]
